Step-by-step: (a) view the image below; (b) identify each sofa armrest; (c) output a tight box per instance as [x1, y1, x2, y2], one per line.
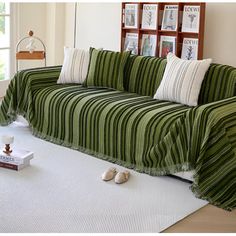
[192, 96, 236, 151]
[199, 63, 236, 104]
[0, 66, 62, 125]
[189, 96, 236, 210]
[16, 65, 62, 87]
[148, 96, 236, 210]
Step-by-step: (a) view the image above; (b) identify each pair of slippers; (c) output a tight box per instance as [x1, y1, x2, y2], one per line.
[102, 167, 130, 184]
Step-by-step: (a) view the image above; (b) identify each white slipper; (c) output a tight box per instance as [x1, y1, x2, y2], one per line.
[101, 167, 117, 181]
[115, 171, 130, 184]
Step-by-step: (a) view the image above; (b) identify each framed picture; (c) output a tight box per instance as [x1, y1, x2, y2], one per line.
[161, 5, 178, 31]
[124, 33, 138, 55]
[141, 34, 157, 56]
[159, 36, 176, 58]
[124, 4, 139, 29]
[181, 38, 198, 60]
[181, 6, 200, 33]
[141, 4, 158, 30]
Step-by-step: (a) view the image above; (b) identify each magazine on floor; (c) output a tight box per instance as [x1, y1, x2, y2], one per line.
[181, 38, 199, 60]
[124, 33, 138, 55]
[0, 149, 34, 170]
[159, 35, 176, 58]
[141, 4, 158, 30]
[161, 5, 178, 31]
[182, 5, 200, 33]
[141, 34, 157, 56]
[124, 4, 139, 28]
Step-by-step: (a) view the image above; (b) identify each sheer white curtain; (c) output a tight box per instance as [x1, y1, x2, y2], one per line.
[0, 2, 18, 97]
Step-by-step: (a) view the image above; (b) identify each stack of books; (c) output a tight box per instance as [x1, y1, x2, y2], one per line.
[0, 149, 34, 171]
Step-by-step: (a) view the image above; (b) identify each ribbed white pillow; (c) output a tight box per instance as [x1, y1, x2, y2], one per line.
[57, 47, 90, 84]
[154, 53, 212, 106]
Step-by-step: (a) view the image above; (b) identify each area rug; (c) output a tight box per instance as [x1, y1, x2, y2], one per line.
[0, 117, 207, 233]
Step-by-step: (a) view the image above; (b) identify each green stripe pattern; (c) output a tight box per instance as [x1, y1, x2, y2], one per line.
[198, 63, 236, 104]
[124, 58, 236, 105]
[124, 55, 167, 97]
[0, 66, 236, 211]
[84, 48, 131, 91]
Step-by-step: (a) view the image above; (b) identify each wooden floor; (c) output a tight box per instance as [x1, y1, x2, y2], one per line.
[164, 204, 236, 233]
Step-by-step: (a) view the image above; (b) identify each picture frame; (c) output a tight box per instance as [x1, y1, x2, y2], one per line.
[124, 4, 139, 29]
[141, 4, 158, 30]
[159, 35, 176, 58]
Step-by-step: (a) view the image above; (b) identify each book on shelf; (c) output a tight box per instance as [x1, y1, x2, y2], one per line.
[159, 36, 176, 58]
[141, 4, 158, 30]
[124, 33, 138, 55]
[181, 38, 198, 60]
[124, 4, 139, 28]
[181, 5, 200, 33]
[0, 149, 34, 171]
[161, 5, 178, 31]
[141, 34, 157, 57]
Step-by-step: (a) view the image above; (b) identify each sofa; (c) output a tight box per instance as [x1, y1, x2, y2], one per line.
[1, 53, 236, 211]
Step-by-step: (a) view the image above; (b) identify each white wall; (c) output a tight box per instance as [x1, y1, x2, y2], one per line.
[14, 3, 66, 71]
[0, 3, 47, 98]
[46, 3, 65, 66]
[64, 3, 75, 47]
[2, 2, 236, 98]
[17, 3, 47, 70]
[76, 3, 121, 51]
[203, 3, 236, 66]
[0, 3, 66, 97]
[74, 3, 236, 67]
[13, 2, 236, 68]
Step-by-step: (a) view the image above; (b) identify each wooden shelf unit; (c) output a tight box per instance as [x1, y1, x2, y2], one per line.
[15, 31, 46, 72]
[121, 2, 205, 59]
[16, 51, 45, 60]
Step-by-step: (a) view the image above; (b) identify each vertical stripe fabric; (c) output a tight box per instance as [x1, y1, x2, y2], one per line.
[153, 53, 212, 106]
[0, 66, 62, 125]
[124, 55, 167, 97]
[57, 47, 90, 84]
[1, 66, 236, 210]
[124, 55, 236, 104]
[84, 48, 131, 91]
[198, 63, 236, 104]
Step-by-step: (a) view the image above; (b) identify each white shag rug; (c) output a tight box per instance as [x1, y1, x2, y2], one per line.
[0, 117, 207, 233]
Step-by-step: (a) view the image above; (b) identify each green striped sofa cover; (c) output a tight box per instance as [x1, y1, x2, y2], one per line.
[124, 55, 236, 103]
[0, 60, 236, 211]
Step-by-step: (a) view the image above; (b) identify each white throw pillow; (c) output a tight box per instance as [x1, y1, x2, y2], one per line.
[154, 53, 212, 106]
[57, 47, 90, 84]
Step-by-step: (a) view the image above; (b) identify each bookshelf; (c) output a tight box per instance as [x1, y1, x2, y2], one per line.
[121, 2, 205, 59]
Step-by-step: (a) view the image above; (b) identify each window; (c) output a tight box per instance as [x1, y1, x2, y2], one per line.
[0, 2, 10, 81]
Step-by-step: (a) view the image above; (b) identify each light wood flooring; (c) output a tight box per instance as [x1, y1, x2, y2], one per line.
[164, 204, 236, 233]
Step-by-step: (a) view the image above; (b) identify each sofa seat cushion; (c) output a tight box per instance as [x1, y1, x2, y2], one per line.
[32, 85, 189, 170]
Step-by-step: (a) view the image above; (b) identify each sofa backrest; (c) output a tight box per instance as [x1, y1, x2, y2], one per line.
[124, 55, 167, 97]
[124, 55, 236, 104]
[198, 63, 236, 104]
